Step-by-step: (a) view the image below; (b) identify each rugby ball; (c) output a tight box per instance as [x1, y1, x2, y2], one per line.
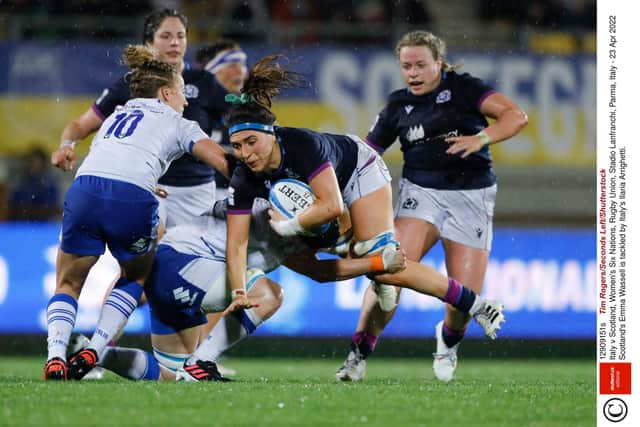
[269, 179, 314, 219]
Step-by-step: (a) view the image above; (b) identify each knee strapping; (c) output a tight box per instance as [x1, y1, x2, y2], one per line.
[152, 348, 190, 373]
[350, 230, 397, 258]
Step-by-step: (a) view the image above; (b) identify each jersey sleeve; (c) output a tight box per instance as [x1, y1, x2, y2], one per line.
[227, 165, 260, 214]
[295, 130, 334, 182]
[177, 118, 209, 155]
[459, 73, 497, 112]
[93, 75, 130, 120]
[365, 104, 398, 153]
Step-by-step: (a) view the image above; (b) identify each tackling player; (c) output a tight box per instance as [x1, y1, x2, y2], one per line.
[44, 45, 229, 381]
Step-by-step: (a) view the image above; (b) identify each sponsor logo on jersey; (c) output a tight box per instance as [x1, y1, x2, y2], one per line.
[404, 105, 414, 115]
[476, 228, 484, 238]
[184, 84, 199, 99]
[406, 125, 425, 142]
[436, 89, 451, 104]
[173, 286, 199, 306]
[129, 237, 151, 254]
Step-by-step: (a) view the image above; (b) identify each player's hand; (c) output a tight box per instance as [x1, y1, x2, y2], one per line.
[268, 211, 308, 237]
[222, 296, 260, 316]
[51, 146, 77, 171]
[154, 187, 169, 198]
[381, 244, 407, 274]
[445, 135, 485, 158]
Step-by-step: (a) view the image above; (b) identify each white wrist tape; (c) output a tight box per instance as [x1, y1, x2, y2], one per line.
[476, 130, 491, 145]
[271, 216, 304, 237]
[60, 140, 77, 149]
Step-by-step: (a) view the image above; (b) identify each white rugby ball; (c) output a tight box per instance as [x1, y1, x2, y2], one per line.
[269, 179, 315, 219]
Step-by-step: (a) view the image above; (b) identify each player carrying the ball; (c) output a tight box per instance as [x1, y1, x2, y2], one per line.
[222, 55, 507, 342]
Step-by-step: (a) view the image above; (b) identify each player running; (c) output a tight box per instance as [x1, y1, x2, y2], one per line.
[336, 30, 527, 382]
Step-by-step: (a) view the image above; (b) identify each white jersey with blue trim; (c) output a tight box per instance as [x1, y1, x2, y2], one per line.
[160, 199, 303, 272]
[77, 98, 208, 193]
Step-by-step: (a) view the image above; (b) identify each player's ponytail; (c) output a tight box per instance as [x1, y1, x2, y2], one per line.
[122, 45, 177, 98]
[224, 54, 304, 128]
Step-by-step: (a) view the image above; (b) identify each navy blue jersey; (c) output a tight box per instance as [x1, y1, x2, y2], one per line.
[366, 71, 497, 190]
[227, 126, 358, 213]
[93, 67, 228, 187]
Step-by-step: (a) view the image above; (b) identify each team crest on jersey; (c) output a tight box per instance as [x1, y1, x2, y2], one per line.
[184, 84, 199, 99]
[406, 125, 425, 142]
[402, 197, 418, 210]
[404, 105, 414, 115]
[436, 89, 451, 104]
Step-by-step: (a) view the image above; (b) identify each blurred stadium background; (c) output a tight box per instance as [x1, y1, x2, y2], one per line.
[0, 0, 595, 358]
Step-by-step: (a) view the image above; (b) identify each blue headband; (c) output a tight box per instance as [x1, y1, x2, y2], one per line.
[204, 49, 247, 74]
[228, 122, 275, 136]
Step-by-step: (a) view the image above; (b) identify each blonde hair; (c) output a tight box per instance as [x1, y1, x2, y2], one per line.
[395, 31, 460, 72]
[122, 45, 178, 98]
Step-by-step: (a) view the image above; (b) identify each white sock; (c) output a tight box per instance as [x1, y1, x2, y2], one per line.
[99, 347, 161, 381]
[89, 279, 142, 359]
[188, 309, 263, 364]
[46, 294, 78, 361]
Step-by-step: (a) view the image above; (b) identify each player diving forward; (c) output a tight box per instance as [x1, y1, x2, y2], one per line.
[70, 198, 406, 381]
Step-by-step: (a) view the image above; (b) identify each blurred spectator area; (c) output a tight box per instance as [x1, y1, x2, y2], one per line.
[0, 145, 61, 222]
[0, 0, 595, 227]
[0, 0, 594, 52]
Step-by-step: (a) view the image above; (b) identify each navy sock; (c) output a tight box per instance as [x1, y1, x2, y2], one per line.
[442, 323, 466, 348]
[443, 278, 477, 313]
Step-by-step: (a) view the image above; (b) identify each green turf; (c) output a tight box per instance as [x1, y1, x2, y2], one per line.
[0, 357, 594, 427]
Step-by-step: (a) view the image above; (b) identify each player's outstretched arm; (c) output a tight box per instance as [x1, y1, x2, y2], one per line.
[52, 107, 104, 171]
[192, 138, 232, 179]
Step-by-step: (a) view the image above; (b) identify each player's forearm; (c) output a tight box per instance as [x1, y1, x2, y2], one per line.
[193, 139, 231, 178]
[226, 243, 249, 293]
[297, 199, 343, 232]
[484, 108, 528, 144]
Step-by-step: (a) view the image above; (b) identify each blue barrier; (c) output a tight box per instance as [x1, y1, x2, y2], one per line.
[0, 223, 595, 338]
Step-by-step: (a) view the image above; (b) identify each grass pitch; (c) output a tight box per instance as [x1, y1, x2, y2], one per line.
[0, 357, 594, 427]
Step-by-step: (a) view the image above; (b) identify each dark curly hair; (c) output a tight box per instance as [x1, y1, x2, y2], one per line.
[224, 54, 305, 128]
[142, 9, 188, 45]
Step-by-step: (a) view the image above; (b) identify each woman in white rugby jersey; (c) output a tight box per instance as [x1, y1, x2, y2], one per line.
[44, 45, 230, 381]
[83, 198, 406, 382]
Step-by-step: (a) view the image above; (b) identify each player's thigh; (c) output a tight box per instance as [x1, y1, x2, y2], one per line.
[442, 239, 489, 292]
[348, 185, 395, 241]
[394, 217, 440, 262]
[342, 138, 393, 241]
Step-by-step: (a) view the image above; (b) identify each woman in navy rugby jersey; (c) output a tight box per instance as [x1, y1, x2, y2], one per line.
[220, 55, 506, 345]
[337, 31, 528, 383]
[54, 9, 236, 229]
